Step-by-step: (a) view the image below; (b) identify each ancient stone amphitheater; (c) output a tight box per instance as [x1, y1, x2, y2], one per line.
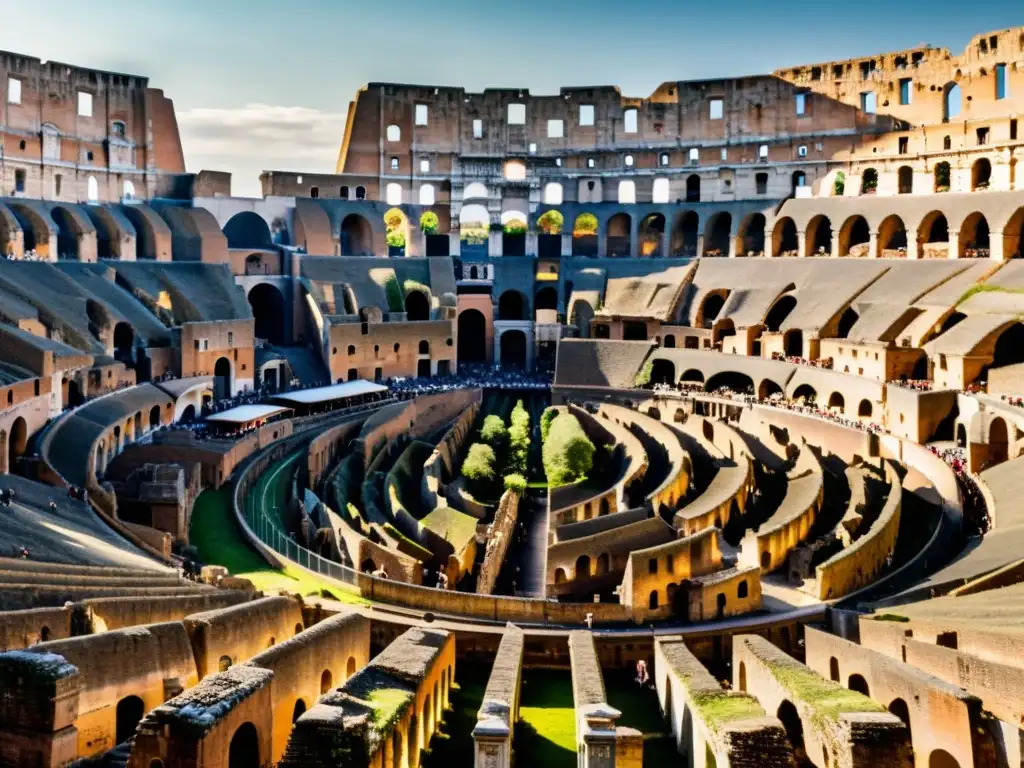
[1, 24, 1024, 768]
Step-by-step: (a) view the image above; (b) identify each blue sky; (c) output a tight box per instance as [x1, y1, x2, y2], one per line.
[4, 0, 1019, 196]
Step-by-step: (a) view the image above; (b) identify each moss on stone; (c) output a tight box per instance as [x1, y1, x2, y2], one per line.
[768, 661, 883, 723]
[873, 613, 910, 622]
[366, 687, 414, 733]
[691, 690, 765, 729]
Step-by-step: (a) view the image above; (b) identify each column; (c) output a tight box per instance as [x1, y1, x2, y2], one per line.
[662, 226, 673, 259]
[449, 231, 461, 258]
[526, 231, 538, 257]
[489, 230, 503, 257]
[561, 232, 572, 257]
[990, 230, 1005, 261]
[579, 705, 621, 768]
[948, 230, 961, 260]
[629, 216, 640, 258]
[473, 717, 512, 768]
[797, 232, 807, 258]
[868, 231, 879, 259]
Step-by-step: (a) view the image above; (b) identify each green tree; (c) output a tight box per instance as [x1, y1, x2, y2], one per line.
[634, 361, 653, 387]
[537, 210, 564, 235]
[503, 218, 527, 235]
[419, 211, 439, 235]
[833, 171, 846, 196]
[573, 213, 599, 236]
[507, 400, 531, 476]
[540, 408, 558, 443]
[462, 443, 496, 497]
[504, 473, 527, 493]
[480, 414, 509, 452]
[384, 208, 405, 230]
[542, 413, 595, 486]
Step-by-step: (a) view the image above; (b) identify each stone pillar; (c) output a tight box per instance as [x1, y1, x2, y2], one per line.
[578, 705, 621, 768]
[990, 230, 1006, 261]
[868, 231, 879, 259]
[695, 234, 705, 258]
[598, 228, 608, 258]
[473, 706, 512, 768]
[449, 232, 462, 258]
[906, 237, 919, 260]
[561, 233, 572, 257]
[727, 229, 738, 258]
[797, 232, 807, 258]
[628, 216, 640, 258]
[526, 231, 538, 257]
[489, 230, 503, 257]
[662, 226, 673, 259]
[949, 230, 961, 260]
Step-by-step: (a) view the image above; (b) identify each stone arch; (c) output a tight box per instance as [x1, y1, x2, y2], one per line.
[696, 289, 730, 328]
[943, 82, 962, 122]
[918, 212, 950, 259]
[878, 214, 908, 255]
[738, 662, 747, 692]
[248, 283, 286, 344]
[463, 182, 488, 200]
[8, 202, 53, 258]
[934, 161, 952, 193]
[860, 168, 879, 195]
[228, 722, 260, 768]
[639, 213, 666, 257]
[575, 555, 591, 579]
[898, 165, 914, 194]
[703, 212, 732, 257]
[958, 212, 990, 258]
[858, 399, 873, 418]
[671, 211, 700, 257]
[113, 321, 135, 364]
[115, 694, 145, 744]
[535, 286, 558, 311]
[500, 330, 527, 369]
[50, 205, 94, 260]
[341, 214, 374, 256]
[836, 306, 859, 338]
[838, 215, 870, 257]
[758, 378, 783, 400]
[805, 214, 833, 257]
[777, 700, 805, 756]
[651, 359, 676, 385]
[0, 203, 23, 257]
[405, 290, 430, 321]
[888, 698, 911, 740]
[764, 294, 797, 332]
[681, 368, 705, 384]
[930, 749, 960, 768]
[346, 656, 357, 679]
[498, 290, 527, 321]
[772, 217, 799, 257]
[606, 212, 631, 257]
[706, 371, 753, 394]
[686, 174, 701, 203]
[223, 212, 273, 249]
[989, 416, 1009, 465]
[1003, 207, 1024, 259]
[828, 392, 845, 412]
[848, 673, 869, 696]
[596, 552, 610, 574]
[121, 205, 170, 260]
[214, 357, 233, 400]
[829, 657, 840, 681]
[320, 669, 333, 694]
[971, 158, 992, 191]
[457, 309, 487, 364]
[736, 213, 766, 257]
[571, 299, 594, 338]
[792, 383, 816, 403]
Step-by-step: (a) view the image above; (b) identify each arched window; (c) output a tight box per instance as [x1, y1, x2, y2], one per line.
[123, 180, 136, 200]
[419, 184, 435, 206]
[87, 176, 99, 202]
[543, 182, 563, 205]
[111, 120, 126, 138]
[618, 180, 636, 204]
[652, 178, 670, 204]
[340, 185, 349, 199]
[386, 183, 402, 206]
[944, 83, 962, 122]
[355, 186, 366, 200]
[659, 152, 670, 167]
[386, 124, 401, 141]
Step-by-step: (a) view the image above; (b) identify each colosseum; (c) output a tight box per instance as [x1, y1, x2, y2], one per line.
[0, 23, 1022, 768]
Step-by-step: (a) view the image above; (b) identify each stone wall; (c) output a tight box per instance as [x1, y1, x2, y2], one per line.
[0, 605, 72, 650]
[476, 490, 520, 596]
[473, 626, 525, 768]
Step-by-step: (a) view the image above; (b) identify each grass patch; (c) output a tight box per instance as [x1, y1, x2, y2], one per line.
[691, 691, 764, 729]
[957, 283, 1024, 306]
[421, 664, 489, 768]
[515, 670, 576, 768]
[605, 671, 679, 767]
[189, 485, 367, 605]
[769, 661, 883, 723]
[873, 613, 910, 622]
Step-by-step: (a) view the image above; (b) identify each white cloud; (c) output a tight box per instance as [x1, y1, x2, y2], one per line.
[177, 104, 348, 197]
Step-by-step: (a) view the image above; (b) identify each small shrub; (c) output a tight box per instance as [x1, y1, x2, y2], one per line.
[403, 279, 432, 303]
[542, 413, 594, 486]
[634, 361, 653, 387]
[538, 210, 564, 235]
[462, 443, 496, 496]
[480, 414, 509, 452]
[507, 400, 530, 476]
[573, 213, 599, 237]
[386, 229, 406, 249]
[540, 407, 558, 443]
[384, 207, 405, 230]
[504, 473, 527, 492]
[419, 211, 439, 235]
[833, 171, 846, 196]
[383, 273, 404, 312]
[503, 218, 527, 235]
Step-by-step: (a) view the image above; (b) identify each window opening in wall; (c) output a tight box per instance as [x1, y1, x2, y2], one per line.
[548, 119, 564, 138]
[943, 135, 952, 150]
[899, 78, 913, 105]
[659, 153, 670, 166]
[579, 104, 595, 126]
[386, 183, 402, 205]
[899, 136, 909, 154]
[756, 172, 768, 195]
[507, 103, 526, 125]
[795, 92, 807, 115]
[390, 157, 399, 170]
[652, 178, 669, 204]
[1012, 119, 1018, 141]
[415, 104, 428, 125]
[77, 91, 92, 117]
[386, 124, 401, 141]
[6, 77, 20, 104]
[618, 180, 636, 204]
[587, 157, 596, 168]
[709, 98, 723, 120]
[529, 142, 537, 154]
[420, 159, 430, 173]
[860, 60, 876, 79]
[689, 148, 700, 165]
[555, 157, 562, 167]
[419, 184, 435, 205]
[797, 145, 807, 158]
[112, 120, 126, 137]
[54, 174, 62, 198]
[860, 91, 876, 113]
[758, 145, 769, 160]
[86, 151, 94, 162]
[720, 148, 728, 161]
[623, 108, 638, 133]
[977, 127, 990, 146]
[624, 154, 634, 167]
[473, 119, 483, 139]
[996, 63, 1009, 100]
[356, 185, 366, 200]
[310, 186, 319, 199]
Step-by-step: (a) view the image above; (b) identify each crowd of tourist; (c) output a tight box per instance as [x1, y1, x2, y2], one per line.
[388, 364, 552, 399]
[890, 379, 933, 392]
[2, 248, 45, 261]
[771, 353, 833, 370]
